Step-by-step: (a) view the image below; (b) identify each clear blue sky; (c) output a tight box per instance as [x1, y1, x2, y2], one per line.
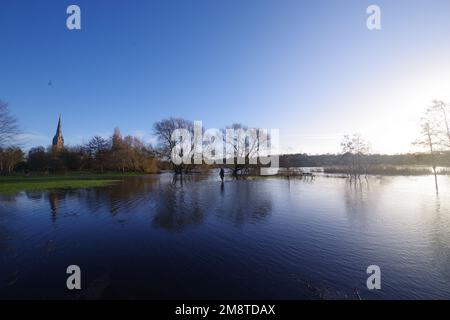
[1, 0, 450, 154]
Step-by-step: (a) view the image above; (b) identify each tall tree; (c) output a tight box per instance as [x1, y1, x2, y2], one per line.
[340, 133, 370, 178]
[224, 123, 270, 178]
[87, 136, 110, 172]
[414, 113, 441, 191]
[110, 127, 128, 172]
[153, 118, 194, 174]
[0, 147, 24, 174]
[28, 146, 48, 172]
[0, 100, 19, 147]
[426, 100, 450, 149]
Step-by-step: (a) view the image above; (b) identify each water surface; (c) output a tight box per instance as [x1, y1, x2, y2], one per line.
[1, 173, 450, 299]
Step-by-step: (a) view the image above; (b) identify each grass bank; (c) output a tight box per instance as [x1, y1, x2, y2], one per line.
[0, 173, 143, 194]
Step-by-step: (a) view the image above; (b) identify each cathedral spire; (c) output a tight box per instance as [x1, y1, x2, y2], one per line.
[56, 114, 62, 133]
[52, 114, 64, 152]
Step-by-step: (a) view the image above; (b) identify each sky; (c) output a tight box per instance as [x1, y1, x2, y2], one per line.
[1, 0, 450, 155]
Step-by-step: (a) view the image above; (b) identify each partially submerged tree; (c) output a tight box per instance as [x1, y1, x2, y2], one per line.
[413, 100, 450, 192]
[414, 112, 442, 191]
[224, 123, 270, 178]
[340, 133, 370, 179]
[153, 118, 194, 174]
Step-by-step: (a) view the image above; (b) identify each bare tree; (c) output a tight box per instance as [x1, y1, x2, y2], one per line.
[153, 118, 194, 174]
[0, 146, 24, 174]
[340, 133, 370, 179]
[414, 113, 441, 192]
[426, 100, 450, 148]
[0, 100, 19, 147]
[224, 123, 270, 178]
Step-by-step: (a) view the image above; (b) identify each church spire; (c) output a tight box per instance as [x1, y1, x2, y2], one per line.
[56, 114, 62, 134]
[52, 114, 64, 152]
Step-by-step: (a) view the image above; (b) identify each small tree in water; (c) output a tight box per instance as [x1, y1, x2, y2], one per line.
[223, 123, 270, 179]
[153, 118, 194, 175]
[414, 112, 442, 193]
[426, 100, 450, 152]
[340, 133, 370, 179]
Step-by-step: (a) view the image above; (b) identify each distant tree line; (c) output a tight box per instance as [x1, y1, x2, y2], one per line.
[2, 97, 450, 177]
[281, 100, 450, 179]
[23, 128, 159, 174]
[279, 151, 450, 169]
[0, 100, 160, 175]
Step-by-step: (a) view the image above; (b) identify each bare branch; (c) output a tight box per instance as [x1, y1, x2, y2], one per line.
[0, 100, 19, 147]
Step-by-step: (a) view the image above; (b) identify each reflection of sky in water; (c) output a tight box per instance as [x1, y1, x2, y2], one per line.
[1, 174, 450, 299]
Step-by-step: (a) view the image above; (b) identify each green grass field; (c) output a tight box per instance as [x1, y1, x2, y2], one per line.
[0, 173, 142, 194]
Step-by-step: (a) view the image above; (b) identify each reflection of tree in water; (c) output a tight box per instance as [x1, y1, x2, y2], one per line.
[23, 178, 160, 223]
[0, 224, 12, 251]
[3, 175, 273, 234]
[82, 176, 158, 216]
[0, 194, 19, 203]
[0, 197, 19, 251]
[342, 178, 386, 227]
[218, 181, 272, 225]
[152, 177, 273, 232]
[152, 177, 205, 232]
[25, 191, 44, 201]
[47, 190, 82, 223]
[342, 176, 450, 296]
[7, 190, 68, 224]
[48, 191, 64, 223]
[422, 195, 450, 287]
[0, 193, 45, 252]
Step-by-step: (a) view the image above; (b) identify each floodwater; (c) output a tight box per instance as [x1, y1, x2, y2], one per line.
[1, 173, 450, 299]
